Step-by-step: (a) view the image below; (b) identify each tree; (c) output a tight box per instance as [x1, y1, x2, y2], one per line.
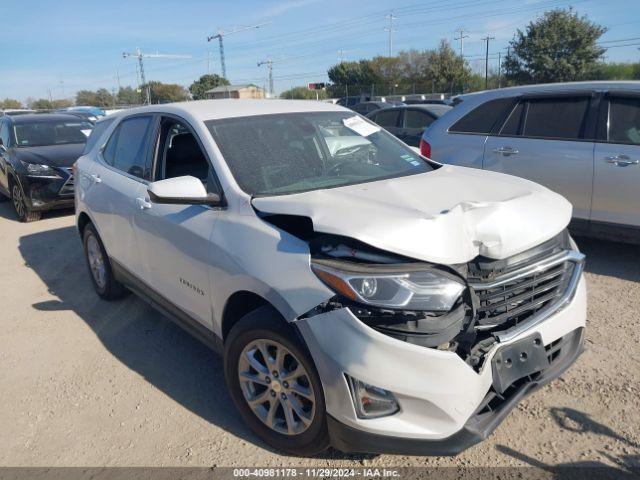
[28, 98, 53, 110]
[0, 98, 22, 109]
[189, 74, 229, 100]
[75, 90, 99, 106]
[116, 86, 141, 106]
[75, 89, 113, 107]
[143, 82, 190, 104]
[280, 86, 329, 100]
[327, 60, 381, 91]
[51, 99, 74, 109]
[504, 9, 606, 84]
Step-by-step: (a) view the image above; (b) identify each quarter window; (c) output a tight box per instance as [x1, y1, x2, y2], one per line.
[521, 97, 590, 140]
[499, 102, 524, 136]
[449, 97, 515, 134]
[103, 116, 153, 179]
[608, 96, 640, 145]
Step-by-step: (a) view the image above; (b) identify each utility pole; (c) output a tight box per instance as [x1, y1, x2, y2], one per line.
[497, 51, 502, 88]
[257, 59, 274, 98]
[338, 48, 347, 63]
[384, 13, 397, 57]
[454, 28, 469, 56]
[122, 48, 191, 105]
[208, 23, 270, 79]
[481, 36, 495, 90]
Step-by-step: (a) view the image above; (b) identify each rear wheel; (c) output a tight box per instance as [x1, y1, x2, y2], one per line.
[82, 223, 128, 300]
[224, 306, 329, 456]
[11, 183, 40, 222]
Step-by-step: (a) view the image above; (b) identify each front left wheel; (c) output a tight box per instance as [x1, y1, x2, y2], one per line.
[11, 183, 40, 222]
[224, 306, 330, 456]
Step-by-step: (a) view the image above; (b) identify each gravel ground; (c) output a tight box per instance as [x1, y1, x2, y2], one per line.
[0, 202, 638, 473]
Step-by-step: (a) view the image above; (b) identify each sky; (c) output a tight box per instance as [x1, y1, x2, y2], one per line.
[2, 0, 640, 102]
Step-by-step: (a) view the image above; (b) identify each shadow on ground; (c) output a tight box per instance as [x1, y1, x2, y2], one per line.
[496, 407, 640, 478]
[17, 223, 371, 460]
[574, 236, 640, 283]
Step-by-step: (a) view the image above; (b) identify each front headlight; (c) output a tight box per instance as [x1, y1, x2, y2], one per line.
[21, 161, 61, 178]
[311, 260, 465, 311]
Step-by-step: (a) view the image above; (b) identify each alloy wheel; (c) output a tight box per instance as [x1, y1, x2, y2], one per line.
[238, 339, 316, 436]
[86, 234, 107, 289]
[12, 184, 25, 219]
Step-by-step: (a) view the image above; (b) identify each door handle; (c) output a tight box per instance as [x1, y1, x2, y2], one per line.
[136, 197, 152, 210]
[605, 155, 639, 167]
[493, 146, 519, 156]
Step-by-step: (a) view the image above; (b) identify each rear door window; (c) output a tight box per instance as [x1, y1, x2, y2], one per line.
[403, 109, 435, 129]
[373, 110, 400, 128]
[102, 116, 154, 180]
[608, 96, 640, 145]
[521, 96, 590, 140]
[449, 97, 515, 134]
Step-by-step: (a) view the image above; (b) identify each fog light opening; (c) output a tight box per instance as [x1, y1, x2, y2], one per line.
[345, 375, 399, 419]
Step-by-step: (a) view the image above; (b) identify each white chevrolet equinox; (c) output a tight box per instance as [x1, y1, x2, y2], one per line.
[75, 100, 587, 456]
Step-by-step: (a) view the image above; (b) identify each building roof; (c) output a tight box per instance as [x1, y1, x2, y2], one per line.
[107, 99, 349, 123]
[205, 84, 264, 94]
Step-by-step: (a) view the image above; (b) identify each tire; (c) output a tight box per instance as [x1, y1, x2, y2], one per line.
[225, 306, 330, 456]
[82, 223, 129, 300]
[11, 182, 40, 222]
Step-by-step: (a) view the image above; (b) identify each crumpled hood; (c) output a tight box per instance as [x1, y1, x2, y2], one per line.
[13, 143, 84, 168]
[251, 165, 573, 265]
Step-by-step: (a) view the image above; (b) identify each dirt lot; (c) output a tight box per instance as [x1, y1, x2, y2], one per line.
[0, 201, 638, 472]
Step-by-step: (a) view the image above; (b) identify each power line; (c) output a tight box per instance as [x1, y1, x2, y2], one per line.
[385, 12, 398, 57]
[454, 27, 469, 55]
[481, 36, 495, 89]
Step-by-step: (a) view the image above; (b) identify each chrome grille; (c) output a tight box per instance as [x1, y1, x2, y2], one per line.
[470, 251, 584, 339]
[59, 168, 74, 196]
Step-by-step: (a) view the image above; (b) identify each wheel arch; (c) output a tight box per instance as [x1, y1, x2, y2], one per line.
[221, 290, 281, 341]
[77, 211, 92, 236]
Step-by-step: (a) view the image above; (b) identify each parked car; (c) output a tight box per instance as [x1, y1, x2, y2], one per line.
[1, 109, 35, 116]
[404, 99, 449, 105]
[336, 95, 370, 108]
[421, 81, 640, 242]
[0, 113, 93, 221]
[351, 101, 399, 116]
[56, 106, 106, 123]
[367, 104, 452, 147]
[75, 99, 586, 456]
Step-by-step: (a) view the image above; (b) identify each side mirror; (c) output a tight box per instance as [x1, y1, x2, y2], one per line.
[147, 176, 222, 207]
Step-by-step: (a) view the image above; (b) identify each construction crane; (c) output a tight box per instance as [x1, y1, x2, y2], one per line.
[122, 48, 191, 105]
[257, 59, 274, 98]
[207, 23, 270, 79]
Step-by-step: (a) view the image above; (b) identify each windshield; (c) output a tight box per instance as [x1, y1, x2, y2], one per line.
[14, 120, 93, 147]
[206, 112, 434, 196]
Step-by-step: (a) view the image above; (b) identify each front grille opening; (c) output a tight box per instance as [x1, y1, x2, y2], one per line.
[545, 337, 564, 363]
[474, 262, 574, 333]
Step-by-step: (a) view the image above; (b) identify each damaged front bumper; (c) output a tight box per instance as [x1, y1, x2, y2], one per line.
[296, 274, 587, 455]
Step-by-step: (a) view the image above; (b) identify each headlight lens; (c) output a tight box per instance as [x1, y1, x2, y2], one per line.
[311, 261, 465, 311]
[21, 161, 61, 178]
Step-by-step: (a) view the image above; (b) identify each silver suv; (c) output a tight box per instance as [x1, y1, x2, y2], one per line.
[421, 81, 640, 243]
